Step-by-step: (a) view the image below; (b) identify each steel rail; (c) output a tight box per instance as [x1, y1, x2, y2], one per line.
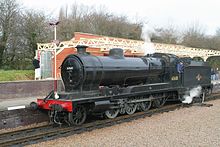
[0, 93, 219, 146]
[0, 103, 188, 146]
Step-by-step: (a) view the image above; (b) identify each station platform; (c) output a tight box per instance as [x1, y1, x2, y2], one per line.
[0, 79, 61, 111]
[0, 96, 42, 111]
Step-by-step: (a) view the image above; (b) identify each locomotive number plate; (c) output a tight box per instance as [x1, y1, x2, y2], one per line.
[171, 76, 178, 81]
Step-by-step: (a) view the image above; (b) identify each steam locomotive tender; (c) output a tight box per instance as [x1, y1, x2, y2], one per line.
[34, 45, 212, 125]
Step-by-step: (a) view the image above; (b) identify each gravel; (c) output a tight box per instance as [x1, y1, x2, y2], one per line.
[0, 122, 48, 134]
[27, 99, 220, 147]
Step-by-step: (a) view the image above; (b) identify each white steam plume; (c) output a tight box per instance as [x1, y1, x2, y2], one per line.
[182, 86, 202, 104]
[141, 24, 155, 55]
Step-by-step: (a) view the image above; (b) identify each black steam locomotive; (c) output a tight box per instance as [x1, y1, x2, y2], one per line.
[34, 45, 212, 125]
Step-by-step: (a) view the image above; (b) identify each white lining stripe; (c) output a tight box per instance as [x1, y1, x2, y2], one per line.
[7, 105, 26, 110]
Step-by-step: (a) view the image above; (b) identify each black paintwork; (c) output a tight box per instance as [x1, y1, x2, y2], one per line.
[182, 62, 211, 88]
[47, 46, 213, 113]
[61, 47, 166, 92]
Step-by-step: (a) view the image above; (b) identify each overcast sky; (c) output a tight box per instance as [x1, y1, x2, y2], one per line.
[19, 0, 220, 35]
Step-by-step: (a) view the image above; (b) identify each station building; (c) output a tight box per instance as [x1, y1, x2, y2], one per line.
[36, 32, 220, 80]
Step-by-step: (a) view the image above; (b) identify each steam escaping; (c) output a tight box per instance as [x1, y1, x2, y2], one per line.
[182, 86, 202, 104]
[141, 24, 155, 55]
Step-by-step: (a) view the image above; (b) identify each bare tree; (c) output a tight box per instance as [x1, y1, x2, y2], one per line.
[206, 28, 220, 50]
[4, 9, 52, 69]
[21, 10, 51, 58]
[0, 0, 19, 67]
[56, 3, 142, 41]
[151, 25, 179, 44]
[215, 28, 220, 37]
[181, 23, 207, 48]
[57, 6, 74, 40]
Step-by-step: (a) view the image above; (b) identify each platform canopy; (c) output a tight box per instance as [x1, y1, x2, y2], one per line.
[36, 32, 220, 79]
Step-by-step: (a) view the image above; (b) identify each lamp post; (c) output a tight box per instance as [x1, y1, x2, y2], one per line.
[49, 21, 60, 98]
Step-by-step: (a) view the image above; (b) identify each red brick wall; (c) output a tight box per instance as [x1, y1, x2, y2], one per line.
[53, 47, 105, 78]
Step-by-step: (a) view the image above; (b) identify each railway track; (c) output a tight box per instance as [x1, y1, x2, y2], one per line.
[0, 93, 219, 146]
[0, 103, 184, 146]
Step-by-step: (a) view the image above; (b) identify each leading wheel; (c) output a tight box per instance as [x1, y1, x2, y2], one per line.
[105, 109, 119, 119]
[68, 105, 87, 125]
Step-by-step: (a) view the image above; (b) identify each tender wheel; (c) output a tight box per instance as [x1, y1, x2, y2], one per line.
[153, 98, 166, 108]
[193, 92, 205, 103]
[68, 105, 87, 125]
[126, 103, 137, 115]
[140, 101, 152, 111]
[105, 109, 119, 119]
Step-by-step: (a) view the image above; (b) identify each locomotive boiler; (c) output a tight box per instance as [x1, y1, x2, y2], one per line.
[61, 45, 165, 92]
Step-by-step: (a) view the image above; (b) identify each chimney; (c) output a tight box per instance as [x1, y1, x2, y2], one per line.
[75, 45, 88, 55]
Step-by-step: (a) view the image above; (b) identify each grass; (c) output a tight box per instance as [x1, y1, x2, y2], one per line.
[0, 70, 34, 82]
